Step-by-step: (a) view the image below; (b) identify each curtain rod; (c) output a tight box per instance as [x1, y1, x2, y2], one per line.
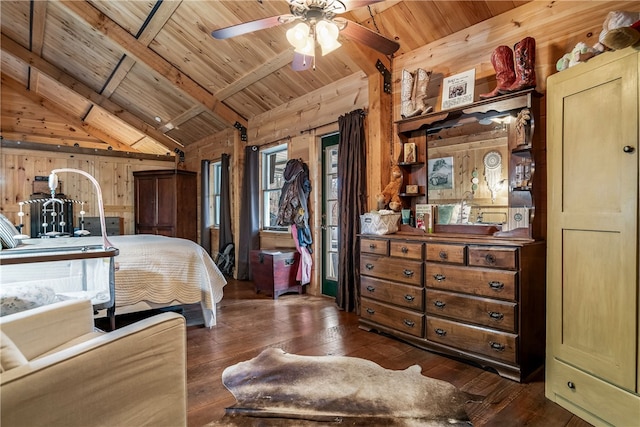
[299, 108, 368, 135]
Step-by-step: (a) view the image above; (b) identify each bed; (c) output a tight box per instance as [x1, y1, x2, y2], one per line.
[0, 235, 227, 327]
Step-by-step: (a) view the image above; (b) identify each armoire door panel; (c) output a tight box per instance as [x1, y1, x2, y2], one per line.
[136, 177, 156, 226]
[155, 176, 176, 226]
[558, 229, 636, 390]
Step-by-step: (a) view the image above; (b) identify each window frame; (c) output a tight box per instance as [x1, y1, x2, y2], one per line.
[261, 144, 288, 232]
[209, 160, 222, 228]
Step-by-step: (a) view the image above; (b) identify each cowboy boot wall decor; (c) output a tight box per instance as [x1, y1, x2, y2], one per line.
[504, 36, 537, 93]
[479, 45, 516, 99]
[412, 68, 434, 116]
[401, 69, 415, 119]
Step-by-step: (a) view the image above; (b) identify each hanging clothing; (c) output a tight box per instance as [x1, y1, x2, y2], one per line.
[291, 224, 312, 285]
[276, 159, 313, 250]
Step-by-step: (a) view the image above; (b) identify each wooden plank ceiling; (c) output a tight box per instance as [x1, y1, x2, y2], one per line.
[0, 0, 528, 156]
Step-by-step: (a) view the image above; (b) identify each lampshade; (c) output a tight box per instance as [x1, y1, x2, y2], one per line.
[296, 35, 316, 57]
[316, 20, 341, 55]
[286, 22, 310, 50]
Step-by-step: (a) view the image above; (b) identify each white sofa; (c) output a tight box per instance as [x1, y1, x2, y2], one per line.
[0, 299, 187, 427]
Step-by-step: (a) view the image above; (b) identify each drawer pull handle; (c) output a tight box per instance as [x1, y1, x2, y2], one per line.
[489, 341, 505, 352]
[403, 269, 414, 277]
[488, 281, 504, 290]
[401, 246, 409, 253]
[433, 274, 446, 282]
[403, 319, 415, 328]
[404, 294, 415, 302]
[567, 381, 575, 390]
[285, 258, 295, 266]
[365, 263, 374, 270]
[369, 243, 377, 249]
[485, 254, 496, 265]
[366, 286, 375, 293]
[434, 300, 446, 309]
[488, 311, 504, 320]
[439, 251, 448, 260]
[366, 308, 375, 315]
[434, 328, 447, 337]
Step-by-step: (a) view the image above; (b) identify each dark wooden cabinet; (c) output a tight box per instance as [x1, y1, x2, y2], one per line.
[133, 169, 197, 241]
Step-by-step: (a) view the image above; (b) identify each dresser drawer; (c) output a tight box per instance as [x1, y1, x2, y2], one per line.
[426, 289, 517, 332]
[360, 254, 422, 286]
[361, 276, 424, 310]
[426, 243, 466, 264]
[426, 317, 517, 364]
[360, 237, 389, 255]
[468, 246, 518, 269]
[389, 241, 424, 260]
[425, 263, 517, 301]
[361, 298, 424, 337]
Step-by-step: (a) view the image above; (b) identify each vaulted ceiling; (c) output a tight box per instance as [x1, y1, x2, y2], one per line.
[0, 0, 528, 157]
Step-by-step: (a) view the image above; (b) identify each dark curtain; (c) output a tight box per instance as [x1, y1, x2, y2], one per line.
[336, 109, 367, 313]
[236, 145, 260, 280]
[218, 154, 234, 255]
[200, 160, 211, 255]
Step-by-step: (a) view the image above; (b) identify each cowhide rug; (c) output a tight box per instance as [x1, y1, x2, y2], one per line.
[207, 348, 479, 426]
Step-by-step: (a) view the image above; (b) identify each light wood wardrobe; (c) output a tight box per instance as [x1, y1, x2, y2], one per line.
[546, 46, 639, 425]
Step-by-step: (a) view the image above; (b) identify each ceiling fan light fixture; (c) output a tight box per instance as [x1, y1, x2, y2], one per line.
[296, 34, 316, 57]
[316, 20, 341, 55]
[286, 22, 310, 49]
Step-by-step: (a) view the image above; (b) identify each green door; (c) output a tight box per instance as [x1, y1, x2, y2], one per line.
[321, 133, 339, 297]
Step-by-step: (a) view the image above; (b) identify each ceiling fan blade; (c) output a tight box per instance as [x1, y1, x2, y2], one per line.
[341, 0, 386, 12]
[291, 52, 313, 71]
[211, 15, 289, 39]
[340, 20, 399, 55]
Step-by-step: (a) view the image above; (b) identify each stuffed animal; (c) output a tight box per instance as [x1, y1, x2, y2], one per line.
[376, 165, 403, 212]
[556, 42, 600, 72]
[599, 11, 640, 51]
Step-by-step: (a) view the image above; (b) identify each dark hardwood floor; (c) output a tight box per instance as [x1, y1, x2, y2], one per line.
[184, 279, 592, 427]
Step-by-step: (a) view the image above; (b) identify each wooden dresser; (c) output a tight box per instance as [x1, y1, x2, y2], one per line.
[360, 234, 545, 382]
[133, 169, 197, 242]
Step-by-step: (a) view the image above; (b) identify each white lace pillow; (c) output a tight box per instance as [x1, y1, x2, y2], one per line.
[0, 213, 20, 249]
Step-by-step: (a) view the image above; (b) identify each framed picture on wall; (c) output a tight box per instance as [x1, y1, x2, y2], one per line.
[441, 69, 475, 110]
[403, 143, 417, 163]
[427, 156, 454, 190]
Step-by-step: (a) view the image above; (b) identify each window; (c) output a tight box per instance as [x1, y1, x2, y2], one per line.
[261, 144, 288, 231]
[209, 161, 222, 228]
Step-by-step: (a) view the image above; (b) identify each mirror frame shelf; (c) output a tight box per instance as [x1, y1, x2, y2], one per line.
[394, 89, 545, 241]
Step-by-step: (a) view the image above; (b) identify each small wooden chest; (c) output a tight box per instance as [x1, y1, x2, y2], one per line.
[250, 250, 303, 299]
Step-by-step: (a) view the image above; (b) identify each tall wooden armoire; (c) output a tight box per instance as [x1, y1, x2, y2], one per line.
[133, 169, 197, 242]
[545, 47, 639, 425]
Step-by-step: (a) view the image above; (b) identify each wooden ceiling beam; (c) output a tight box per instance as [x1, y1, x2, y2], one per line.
[58, 0, 248, 129]
[1, 33, 184, 152]
[30, 0, 48, 56]
[214, 49, 295, 101]
[101, 0, 183, 98]
[1, 72, 139, 152]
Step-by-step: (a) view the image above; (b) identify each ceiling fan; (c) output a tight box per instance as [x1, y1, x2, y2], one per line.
[211, 0, 400, 70]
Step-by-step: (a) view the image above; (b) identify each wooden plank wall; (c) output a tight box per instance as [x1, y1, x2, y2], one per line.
[1, 147, 175, 236]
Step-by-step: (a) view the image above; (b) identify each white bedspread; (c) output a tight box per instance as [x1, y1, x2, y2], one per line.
[1, 235, 227, 327]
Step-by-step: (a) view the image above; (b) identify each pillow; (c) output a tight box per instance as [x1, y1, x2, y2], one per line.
[0, 331, 28, 372]
[0, 213, 20, 249]
[0, 284, 57, 316]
